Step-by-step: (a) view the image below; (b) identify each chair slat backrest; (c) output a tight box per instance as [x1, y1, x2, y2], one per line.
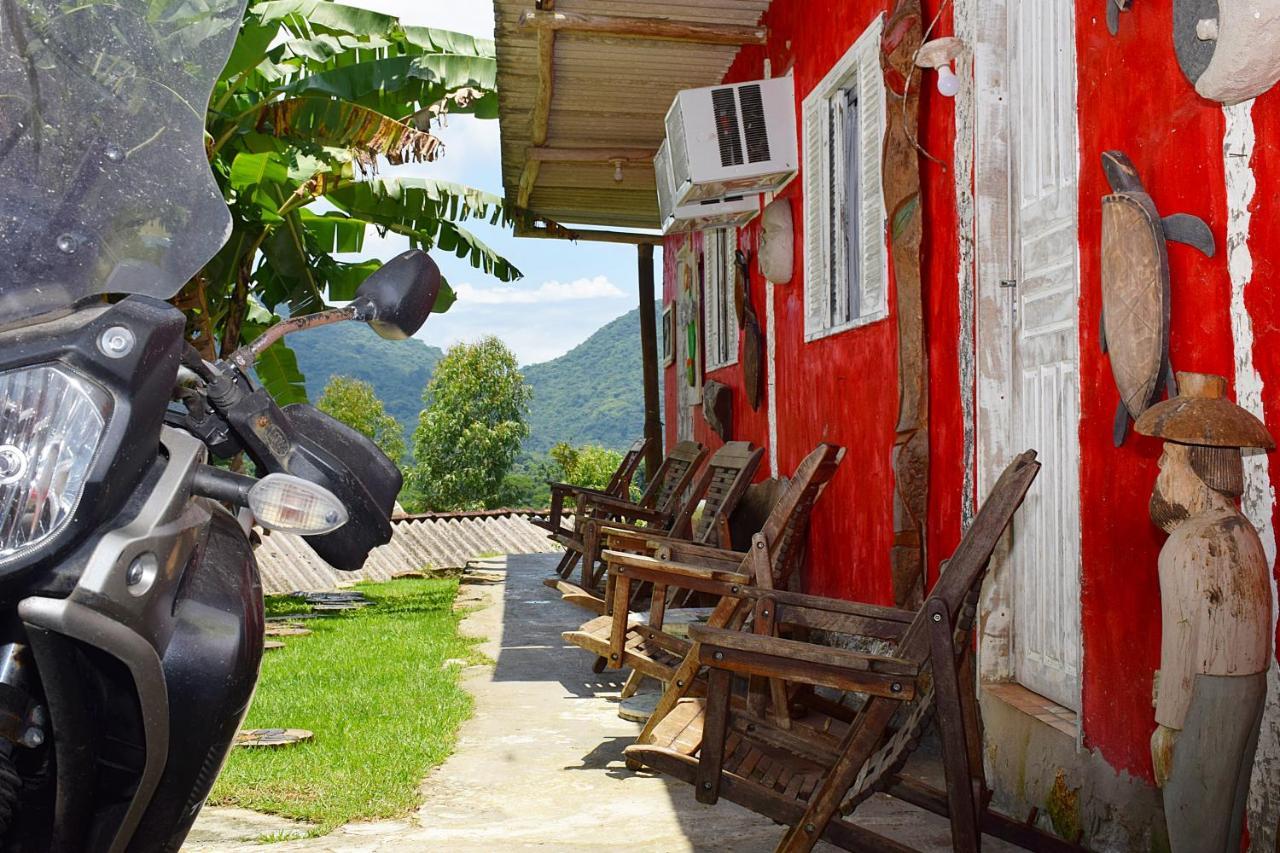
[638, 440, 706, 515]
[809, 450, 1039, 811]
[896, 449, 1040, 663]
[670, 442, 764, 545]
[603, 438, 651, 498]
[758, 443, 846, 588]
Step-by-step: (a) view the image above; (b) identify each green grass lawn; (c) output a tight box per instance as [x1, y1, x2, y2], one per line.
[208, 577, 485, 834]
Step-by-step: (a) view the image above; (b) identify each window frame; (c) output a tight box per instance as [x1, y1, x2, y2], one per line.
[802, 14, 889, 343]
[701, 227, 739, 371]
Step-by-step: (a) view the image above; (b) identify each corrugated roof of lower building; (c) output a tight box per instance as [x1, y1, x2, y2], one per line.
[254, 509, 560, 595]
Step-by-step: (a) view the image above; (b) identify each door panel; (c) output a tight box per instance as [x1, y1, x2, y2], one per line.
[1009, 0, 1082, 710]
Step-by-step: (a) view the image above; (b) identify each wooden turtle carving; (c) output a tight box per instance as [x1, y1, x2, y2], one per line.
[1100, 151, 1216, 446]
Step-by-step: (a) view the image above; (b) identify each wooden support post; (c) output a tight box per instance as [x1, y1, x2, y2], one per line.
[638, 242, 664, 479]
[519, 10, 767, 45]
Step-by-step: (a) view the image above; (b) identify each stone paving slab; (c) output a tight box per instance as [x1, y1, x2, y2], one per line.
[188, 553, 1012, 852]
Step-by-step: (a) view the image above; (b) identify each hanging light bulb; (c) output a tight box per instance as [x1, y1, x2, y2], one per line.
[936, 63, 961, 97]
[915, 37, 965, 99]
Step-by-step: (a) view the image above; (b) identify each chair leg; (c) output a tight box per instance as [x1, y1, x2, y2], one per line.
[696, 666, 733, 804]
[620, 668, 645, 700]
[627, 595, 745, 771]
[581, 522, 602, 591]
[608, 571, 634, 669]
[958, 647, 990, 810]
[555, 547, 580, 578]
[928, 599, 981, 853]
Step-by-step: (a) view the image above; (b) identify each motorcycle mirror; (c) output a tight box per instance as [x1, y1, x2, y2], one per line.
[351, 250, 442, 340]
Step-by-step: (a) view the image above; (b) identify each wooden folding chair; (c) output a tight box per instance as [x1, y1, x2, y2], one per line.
[541, 439, 705, 585]
[548, 441, 764, 614]
[534, 437, 651, 576]
[626, 451, 1081, 853]
[562, 443, 844, 699]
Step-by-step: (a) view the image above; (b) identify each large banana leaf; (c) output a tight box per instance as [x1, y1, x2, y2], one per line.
[403, 27, 495, 58]
[283, 54, 497, 116]
[324, 177, 520, 281]
[253, 0, 399, 37]
[327, 176, 508, 226]
[253, 97, 443, 165]
[251, 338, 309, 405]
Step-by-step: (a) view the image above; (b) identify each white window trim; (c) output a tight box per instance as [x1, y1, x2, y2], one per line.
[802, 14, 889, 343]
[702, 227, 739, 371]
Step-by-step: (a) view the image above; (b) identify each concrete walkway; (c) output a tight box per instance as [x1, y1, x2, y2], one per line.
[188, 553, 1012, 852]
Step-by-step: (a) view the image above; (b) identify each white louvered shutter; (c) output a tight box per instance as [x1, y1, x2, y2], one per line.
[723, 231, 738, 360]
[857, 25, 887, 322]
[802, 91, 828, 339]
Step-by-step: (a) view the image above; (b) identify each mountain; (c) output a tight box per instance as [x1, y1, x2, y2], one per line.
[289, 321, 442, 438]
[285, 303, 660, 455]
[521, 303, 662, 453]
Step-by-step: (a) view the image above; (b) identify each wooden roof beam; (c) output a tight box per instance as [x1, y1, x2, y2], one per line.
[517, 21, 556, 209]
[519, 10, 768, 46]
[515, 220, 660, 245]
[528, 146, 657, 164]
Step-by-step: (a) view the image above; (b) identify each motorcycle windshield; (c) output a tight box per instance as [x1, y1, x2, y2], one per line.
[0, 0, 246, 324]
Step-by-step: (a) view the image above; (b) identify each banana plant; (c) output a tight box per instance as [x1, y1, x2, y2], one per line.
[181, 0, 520, 404]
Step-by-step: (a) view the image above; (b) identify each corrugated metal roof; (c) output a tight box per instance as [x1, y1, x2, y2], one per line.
[495, 0, 772, 230]
[254, 510, 561, 595]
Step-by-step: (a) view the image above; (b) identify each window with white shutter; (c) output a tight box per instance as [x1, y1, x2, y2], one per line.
[702, 227, 739, 370]
[803, 14, 888, 342]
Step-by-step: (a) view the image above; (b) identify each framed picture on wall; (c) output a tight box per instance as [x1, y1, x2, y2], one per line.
[661, 304, 675, 367]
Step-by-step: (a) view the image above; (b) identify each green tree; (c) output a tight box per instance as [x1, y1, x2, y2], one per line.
[317, 376, 406, 463]
[182, 0, 522, 402]
[549, 443, 631, 497]
[405, 337, 531, 511]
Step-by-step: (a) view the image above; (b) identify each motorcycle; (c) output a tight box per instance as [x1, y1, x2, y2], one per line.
[0, 1, 441, 849]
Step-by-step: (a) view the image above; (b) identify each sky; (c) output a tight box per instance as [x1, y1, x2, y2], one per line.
[339, 0, 656, 365]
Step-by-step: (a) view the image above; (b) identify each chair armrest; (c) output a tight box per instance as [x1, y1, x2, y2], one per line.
[579, 494, 668, 525]
[653, 540, 748, 571]
[762, 588, 916, 624]
[599, 532, 743, 571]
[690, 625, 919, 700]
[548, 482, 616, 502]
[603, 550, 751, 585]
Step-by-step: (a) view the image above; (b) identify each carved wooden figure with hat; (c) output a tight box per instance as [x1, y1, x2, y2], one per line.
[1135, 371, 1275, 853]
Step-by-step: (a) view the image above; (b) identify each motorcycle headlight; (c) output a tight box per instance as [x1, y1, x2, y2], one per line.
[0, 364, 112, 567]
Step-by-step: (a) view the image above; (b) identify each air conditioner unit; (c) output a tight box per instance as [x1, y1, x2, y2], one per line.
[654, 141, 759, 235]
[665, 76, 798, 206]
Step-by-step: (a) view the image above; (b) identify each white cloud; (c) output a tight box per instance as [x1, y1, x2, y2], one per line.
[453, 276, 625, 305]
[343, 0, 495, 37]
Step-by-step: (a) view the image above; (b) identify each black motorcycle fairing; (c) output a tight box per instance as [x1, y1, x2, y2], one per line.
[127, 505, 262, 853]
[17, 506, 262, 853]
[224, 392, 400, 570]
[0, 297, 184, 583]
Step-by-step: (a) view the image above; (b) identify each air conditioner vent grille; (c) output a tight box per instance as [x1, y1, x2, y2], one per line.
[738, 84, 772, 163]
[712, 87, 744, 167]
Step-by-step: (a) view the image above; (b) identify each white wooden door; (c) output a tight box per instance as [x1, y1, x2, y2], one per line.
[1007, 0, 1082, 710]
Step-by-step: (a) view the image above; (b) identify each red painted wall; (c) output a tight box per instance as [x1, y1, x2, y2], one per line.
[660, 0, 1280, 792]
[1077, 7, 1243, 780]
[662, 0, 965, 605]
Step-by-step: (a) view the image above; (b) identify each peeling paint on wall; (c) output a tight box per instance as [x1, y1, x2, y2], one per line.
[954, 0, 978, 529]
[1224, 98, 1280, 853]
